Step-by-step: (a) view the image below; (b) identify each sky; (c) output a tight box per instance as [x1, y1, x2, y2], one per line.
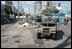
[1, 1, 71, 15]
[55, 1, 71, 13]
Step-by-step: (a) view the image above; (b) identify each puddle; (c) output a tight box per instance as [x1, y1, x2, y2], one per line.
[1, 40, 8, 43]
[18, 45, 38, 48]
[1, 34, 9, 37]
[1, 38, 8, 43]
[15, 40, 20, 43]
[12, 36, 20, 38]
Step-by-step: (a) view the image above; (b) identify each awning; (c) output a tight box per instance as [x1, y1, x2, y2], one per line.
[47, 13, 65, 16]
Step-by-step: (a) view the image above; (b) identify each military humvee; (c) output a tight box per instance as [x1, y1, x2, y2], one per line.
[37, 22, 57, 40]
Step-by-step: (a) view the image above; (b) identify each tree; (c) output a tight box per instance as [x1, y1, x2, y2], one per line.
[52, 7, 60, 14]
[4, 4, 13, 14]
[41, 6, 60, 16]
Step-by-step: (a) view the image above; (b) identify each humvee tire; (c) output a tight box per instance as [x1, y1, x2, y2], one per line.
[37, 33, 41, 39]
[52, 34, 57, 40]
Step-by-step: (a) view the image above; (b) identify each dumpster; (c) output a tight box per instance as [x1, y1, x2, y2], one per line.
[59, 17, 64, 23]
[35, 16, 42, 22]
[33, 16, 35, 20]
[52, 17, 59, 23]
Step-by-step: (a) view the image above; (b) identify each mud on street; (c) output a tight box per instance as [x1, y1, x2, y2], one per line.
[1, 21, 71, 48]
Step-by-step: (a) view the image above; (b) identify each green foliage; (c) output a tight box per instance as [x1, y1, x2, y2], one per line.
[64, 17, 66, 21]
[4, 5, 13, 14]
[41, 7, 60, 16]
[52, 9, 60, 14]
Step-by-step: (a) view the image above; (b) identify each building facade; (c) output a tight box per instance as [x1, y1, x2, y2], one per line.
[34, 1, 42, 16]
[19, 5, 24, 15]
[34, 1, 54, 16]
[16, 5, 24, 16]
[24, 8, 30, 14]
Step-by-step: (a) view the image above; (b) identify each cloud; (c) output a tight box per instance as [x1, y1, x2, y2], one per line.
[24, 1, 36, 5]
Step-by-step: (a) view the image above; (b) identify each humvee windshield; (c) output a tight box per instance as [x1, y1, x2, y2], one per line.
[41, 23, 56, 27]
[48, 23, 56, 27]
[41, 23, 47, 26]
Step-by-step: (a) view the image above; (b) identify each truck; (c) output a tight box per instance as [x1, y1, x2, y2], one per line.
[37, 22, 57, 40]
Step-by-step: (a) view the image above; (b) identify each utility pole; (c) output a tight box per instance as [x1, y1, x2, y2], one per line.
[18, 1, 20, 20]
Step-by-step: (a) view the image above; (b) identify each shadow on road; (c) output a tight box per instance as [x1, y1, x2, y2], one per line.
[41, 30, 65, 40]
[1, 19, 18, 25]
[54, 35, 71, 48]
[56, 30, 65, 40]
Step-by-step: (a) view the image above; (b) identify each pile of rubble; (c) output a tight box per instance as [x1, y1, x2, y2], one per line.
[14, 20, 29, 28]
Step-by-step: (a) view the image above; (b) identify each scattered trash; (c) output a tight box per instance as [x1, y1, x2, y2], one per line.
[14, 20, 29, 28]
[14, 21, 21, 28]
[21, 22, 29, 27]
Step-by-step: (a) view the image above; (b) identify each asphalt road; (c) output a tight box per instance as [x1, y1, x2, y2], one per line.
[1, 21, 71, 48]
